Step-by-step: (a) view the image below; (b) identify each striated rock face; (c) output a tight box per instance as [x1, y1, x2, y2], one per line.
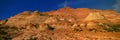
[0, 7, 120, 40]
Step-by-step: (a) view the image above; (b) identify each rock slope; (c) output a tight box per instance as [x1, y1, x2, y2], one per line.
[0, 7, 120, 40]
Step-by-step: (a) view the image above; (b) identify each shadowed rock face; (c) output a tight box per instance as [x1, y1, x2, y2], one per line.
[0, 7, 120, 40]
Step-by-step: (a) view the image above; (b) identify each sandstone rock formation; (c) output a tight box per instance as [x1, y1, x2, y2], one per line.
[0, 7, 120, 40]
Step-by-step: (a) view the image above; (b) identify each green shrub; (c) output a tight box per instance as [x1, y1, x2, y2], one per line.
[105, 24, 120, 32]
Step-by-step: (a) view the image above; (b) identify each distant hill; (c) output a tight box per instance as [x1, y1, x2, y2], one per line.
[0, 7, 120, 40]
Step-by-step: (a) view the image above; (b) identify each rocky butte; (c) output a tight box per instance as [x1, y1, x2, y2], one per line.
[0, 7, 120, 40]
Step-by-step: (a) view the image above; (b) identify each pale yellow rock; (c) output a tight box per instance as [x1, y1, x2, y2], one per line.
[38, 23, 50, 31]
[86, 22, 98, 29]
[80, 23, 86, 27]
[85, 12, 104, 21]
[59, 18, 65, 21]
[44, 17, 58, 23]
[68, 18, 75, 22]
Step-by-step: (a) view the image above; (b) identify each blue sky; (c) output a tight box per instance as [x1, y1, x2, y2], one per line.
[0, 0, 119, 20]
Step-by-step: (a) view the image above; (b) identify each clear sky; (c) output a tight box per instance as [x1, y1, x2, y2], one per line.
[0, 0, 119, 20]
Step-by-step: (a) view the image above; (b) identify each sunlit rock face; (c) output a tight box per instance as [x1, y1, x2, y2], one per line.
[44, 17, 58, 23]
[0, 7, 120, 40]
[85, 12, 104, 21]
[5, 11, 49, 27]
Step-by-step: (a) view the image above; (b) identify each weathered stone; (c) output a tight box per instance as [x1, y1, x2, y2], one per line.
[85, 12, 104, 21]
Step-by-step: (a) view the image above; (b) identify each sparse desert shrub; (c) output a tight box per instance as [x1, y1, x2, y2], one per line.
[89, 28, 97, 32]
[108, 24, 120, 32]
[40, 13, 48, 16]
[34, 24, 39, 29]
[11, 27, 17, 29]
[0, 24, 1, 26]
[0, 30, 7, 35]
[0, 25, 12, 40]
[0, 25, 23, 40]
[106, 24, 120, 32]
[0, 26, 9, 29]
[98, 23, 120, 32]
[73, 26, 82, 32]
[74, 29, 82, 32]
